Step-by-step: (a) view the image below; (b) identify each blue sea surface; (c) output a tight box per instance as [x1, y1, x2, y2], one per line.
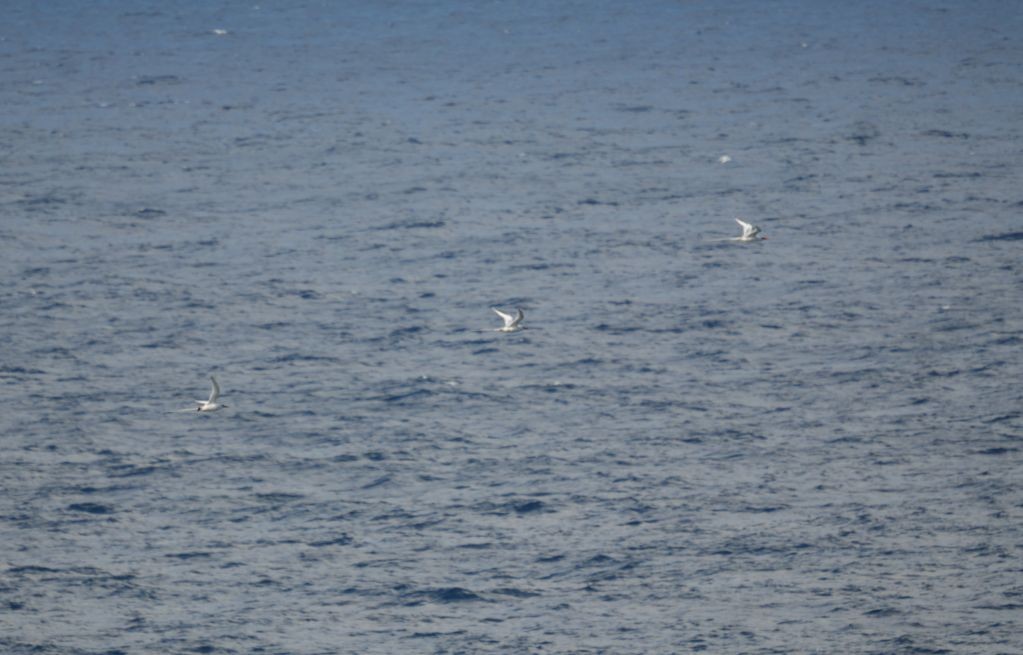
[2, 1, 1021, 653]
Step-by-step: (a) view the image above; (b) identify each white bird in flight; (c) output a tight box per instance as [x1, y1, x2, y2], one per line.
[731, 218, 767, 242]
[492, 307, 525, 332]
[192, 376, 227, 412]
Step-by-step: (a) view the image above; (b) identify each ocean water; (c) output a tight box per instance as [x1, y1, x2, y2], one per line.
[2, 1, 1021, 653]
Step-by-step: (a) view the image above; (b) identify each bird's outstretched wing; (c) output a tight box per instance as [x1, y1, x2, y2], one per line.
[492, 307, 515, 328]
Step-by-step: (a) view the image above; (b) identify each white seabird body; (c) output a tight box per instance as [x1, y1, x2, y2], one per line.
[195, 376, 227, 412]
[731, 218, 766, 242]
[492, 307, 525, 332]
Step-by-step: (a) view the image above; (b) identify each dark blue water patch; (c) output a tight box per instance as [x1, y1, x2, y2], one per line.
[784, 173, 818, 190]
[20, 266, 52, 277]
[864, 607, 902, 618]
[474, 498, 552, 516]
[595, 323, 641, 334]
[372, 388, 434, 404]
[67, 502, 114, 515]
[545, 151, 582, 161]
[306, 534, 352, 547]
[271, 352, 341, 364]
[377, 219, 446, 230]
[251, 576, 282, 588]
[361, 475, 392, 490]
[876, 636, 953, 655]
[521, 382, 577, 395]
[578, 553, 618, 568]
[165, 551, 213, 560]
[511, 500, 546, 514]
[491, 587, 540, 598]
[511, 261, 576, 272]
[133, 207, 166, 218]
[8, 565, 61, 574]
[389, 325, 423, 339]
[36, 300, 73, 313]
[577, 198, 620, 207]
[447, 388, 500, 402]
[254, 492, 305, 504]
[76, 484, 135, 495]
[140, 338, 179, 349]
[135, 74, 181, 86]
[182, 299, 218, 310]
[982, 413, 1020, 424]
[535, 554, 565, 564]
[846, 121, 881, 145]
[0, 365, 47, 375]
[919, 129, 970, 139]
[892, 202, 939, 213]
[976, 603, 1023, 611]
[574, 557, 638, 583]
[402, 587, 486, 605]
[976, 231, 1023, 242]
[616, 104, 654, 113]
[105, 464, 159, 478]
[289, 288, 320, 300]
[409, 630, 470, 640]
[16, 193, 73, 213]
[991, 334, 1020, 346]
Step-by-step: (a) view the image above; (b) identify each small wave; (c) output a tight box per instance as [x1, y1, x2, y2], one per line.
[403, 587, 485, 605]
[254, 492, 305, 503]
[492, 587, 541, 598]
[361, 475, 392, 490]
[976, 231, 1023, 242]
[271, 352, 341, 364]
[164, 551, 213, 560]
[307, 534, 353, 547]
[0, 365, 46, 375]
[7, 565, 61, 574]
[67, 502, 114, 515]
[377, 219, 446, 230]
[373, 388, 434, 403]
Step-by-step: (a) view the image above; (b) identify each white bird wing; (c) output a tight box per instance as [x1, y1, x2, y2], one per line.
[492, 307, 515, 328]
[735, 218, 759, 239]
[510, 308, 524, 327]
[208, 376, 220, 403]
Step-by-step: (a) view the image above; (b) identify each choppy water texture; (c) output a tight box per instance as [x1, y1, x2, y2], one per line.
[2, 1, 1022, 653]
